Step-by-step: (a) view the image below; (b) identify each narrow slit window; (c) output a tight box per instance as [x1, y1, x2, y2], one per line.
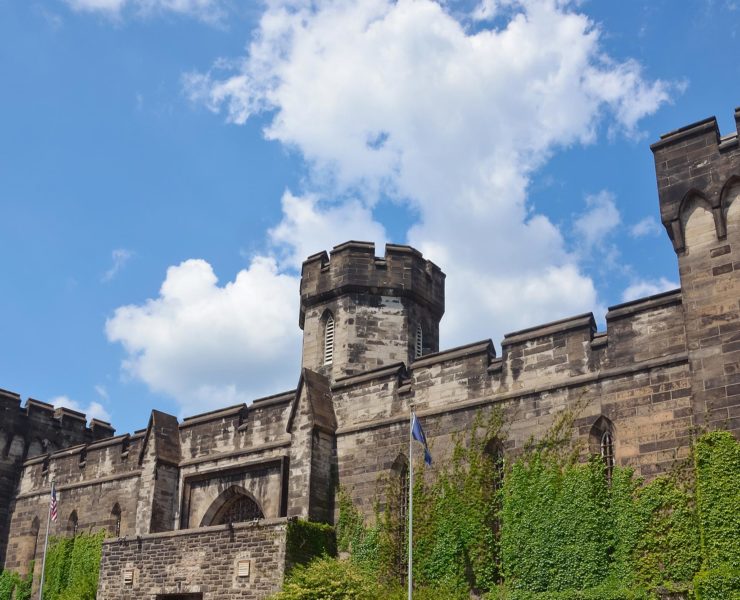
[414, 324, 423, 359]
[323, 315, 335, 365]
[600, 431, 615, 482]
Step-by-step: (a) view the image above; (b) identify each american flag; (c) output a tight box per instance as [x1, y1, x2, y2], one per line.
[50, 482, 58, 522]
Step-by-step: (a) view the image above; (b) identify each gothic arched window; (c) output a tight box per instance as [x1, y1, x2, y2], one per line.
[201, 486, 265, 527]
[111, 503, 122, 537]
[323, 313, 335, 365]
[601, 431, 615, 483]
[31, 516, 40, 561]
[68, 511, 78, 537]
[414, 324, 423, 359]
[390, 454, 409, 584]
[590, 416, 616, 483]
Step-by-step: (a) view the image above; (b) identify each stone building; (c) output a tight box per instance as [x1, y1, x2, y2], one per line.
[0, 109, 739, 600]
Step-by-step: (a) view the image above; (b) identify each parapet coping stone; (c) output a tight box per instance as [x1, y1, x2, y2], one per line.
[332, 363, 406, 390]
[606, 288, 682, 321]
[180, 403, 245, 428]
[101, 517, 290, 545]
[251, 389, 295, 406]
[502, 313, 596, 347]
[0, 387, 21, 400]
[335, 350, 689, 436]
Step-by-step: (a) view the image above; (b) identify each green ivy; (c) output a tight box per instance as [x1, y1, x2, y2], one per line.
[694, 431, 740, 570]
[42, 531, 104, 600]
[285, 519, 337, 571]
[693, 565, 740, 600]
[0, 563, 33, 600]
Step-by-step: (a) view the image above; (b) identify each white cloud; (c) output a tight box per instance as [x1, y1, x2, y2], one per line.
[94, 384, 109, 400]
[63, 0, 227, 23]
[621, 277, 678, 302]
[109, 0, 677, 415]
[630, 216, 662, 238]
[184, 0, 673, 342]
[573, 190, 621, 253]
[105, 256, 301, 416]
[268, 191, 387, 270]
[51, 395, 112, 423]
[102, 248, 134, 282]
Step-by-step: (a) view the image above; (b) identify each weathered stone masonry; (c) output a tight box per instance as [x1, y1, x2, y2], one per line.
[0, 109, 738, 599]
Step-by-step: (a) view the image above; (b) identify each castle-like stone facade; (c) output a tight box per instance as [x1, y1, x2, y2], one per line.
[1, 110, 739, 600]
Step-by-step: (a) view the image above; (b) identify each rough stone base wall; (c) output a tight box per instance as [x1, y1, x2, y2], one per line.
[97, 519, 288, 600]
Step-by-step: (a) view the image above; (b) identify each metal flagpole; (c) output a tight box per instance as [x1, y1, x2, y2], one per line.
[408, 410, 414, 600]
[38, 480, 53, 600]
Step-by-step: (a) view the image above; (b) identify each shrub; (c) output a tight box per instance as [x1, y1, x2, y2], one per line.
[271, 556, 379, 600]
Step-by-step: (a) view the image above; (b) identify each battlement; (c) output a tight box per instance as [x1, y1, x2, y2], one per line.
[0, 390, 115, 445]
[299, 241, 445, 328]
[651, 108, 740, 252]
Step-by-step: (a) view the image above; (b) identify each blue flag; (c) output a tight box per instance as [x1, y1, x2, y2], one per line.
[411, 413, 432, 465]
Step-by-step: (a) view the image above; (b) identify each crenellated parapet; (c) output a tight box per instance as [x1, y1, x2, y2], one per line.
[299, 241, 445, 328]
[651, 108, 740, 252]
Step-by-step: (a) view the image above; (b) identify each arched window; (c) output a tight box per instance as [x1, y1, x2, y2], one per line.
[601, 431, 615, 482]
[79, 447, 87, 468]
[323, 313, 335, 365]
[30, 516, 40, 560]
[590, 416, 615, 483]
[200, 486, 265, 527]
[390, 454, 409, 584]
[68, 511, 78, 537]
[484, 438, 505, 494]
[111, 503, 122, 537]
[414, 324, 423, 359]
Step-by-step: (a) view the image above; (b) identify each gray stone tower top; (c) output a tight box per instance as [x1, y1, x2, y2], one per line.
[299, 241, 445, 380]
[651, 107, 740, 435]
[651, 107, 740, 252]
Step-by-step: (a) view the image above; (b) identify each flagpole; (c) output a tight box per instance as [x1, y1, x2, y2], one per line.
[408, 410, 414, 600]
[38, 480, 53, 600]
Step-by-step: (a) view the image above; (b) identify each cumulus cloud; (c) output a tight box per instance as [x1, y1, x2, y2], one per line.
[102, 248, 134, 282]
[621, 277, 678, 302]
[63, 0, 228, 23]
[630, 216, 662, 238]
[109, 0, 677, 415]
[51, 395, 112, 423]
[105, 256, 301, 416]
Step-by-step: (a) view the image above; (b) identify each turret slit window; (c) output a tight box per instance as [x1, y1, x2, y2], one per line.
[323, 314, 335, 365]
[601, 431, 615, 482]
[415, 324, 423, 359]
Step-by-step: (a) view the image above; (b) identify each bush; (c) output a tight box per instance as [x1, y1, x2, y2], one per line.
[0, 564, 33, 600]
[272, 556, 379, 600]
[693, 566, 740, 600]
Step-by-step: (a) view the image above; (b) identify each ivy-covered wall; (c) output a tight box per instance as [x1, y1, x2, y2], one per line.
[332, 417, 739, 600]
[42, 530, 104, 600]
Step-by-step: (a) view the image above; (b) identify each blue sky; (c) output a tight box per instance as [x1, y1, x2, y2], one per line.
[0, 0, 738, 434]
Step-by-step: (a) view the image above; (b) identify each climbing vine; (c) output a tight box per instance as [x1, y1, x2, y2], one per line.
[42, 530, 104, 600]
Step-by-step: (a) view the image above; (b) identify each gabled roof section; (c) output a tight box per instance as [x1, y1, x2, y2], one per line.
[286, 368, 337, 434]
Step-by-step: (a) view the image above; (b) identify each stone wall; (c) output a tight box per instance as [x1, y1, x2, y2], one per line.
[652, 109, 740, 437]
[0, 392, 114, 567]
[97, 519, 288, 600]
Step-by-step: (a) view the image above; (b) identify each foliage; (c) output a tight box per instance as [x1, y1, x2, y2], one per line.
[693, 565, 740, 600]
[694, 431, 740, 570]
[285, 518, 337, 570]
[0, 563, 33, 600]
[42, 531, 104, 600]
[271, 556, 379, 600]
[288, 424, 737, 600]
[485, 583, 654, 600]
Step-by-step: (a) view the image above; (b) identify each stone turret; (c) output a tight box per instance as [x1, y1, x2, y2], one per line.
[651, 108, 740, 433]
[299, 241, 445, 380]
